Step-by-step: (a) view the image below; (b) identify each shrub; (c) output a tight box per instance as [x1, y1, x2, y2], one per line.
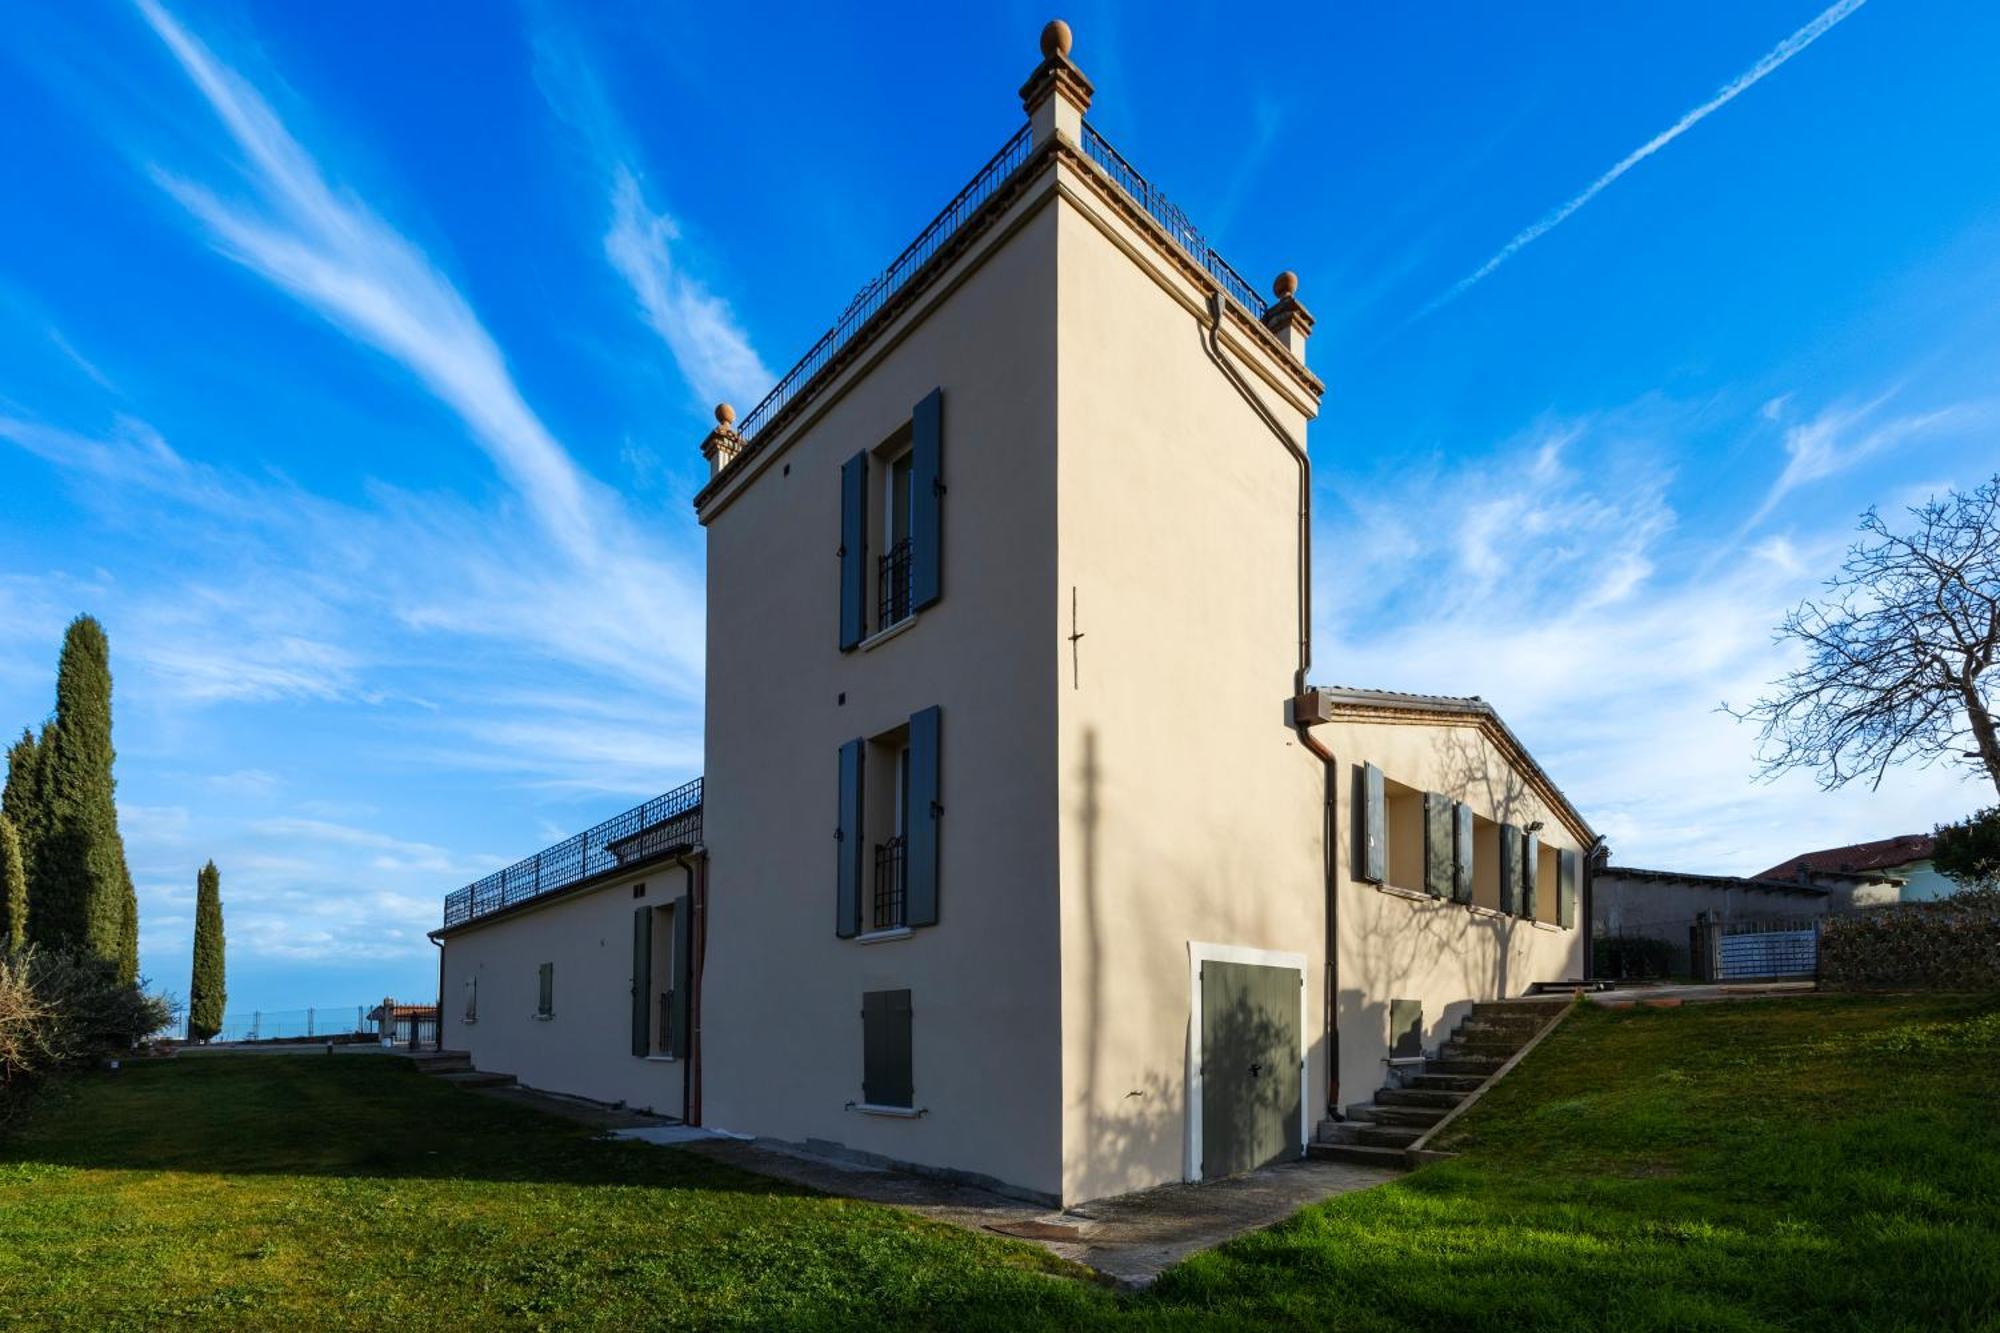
[1933, 807, 2000, 890]
[1820, 888, 2000, 991]
[1594, 934, 1676, 980]
[0, 948, 172, 1086]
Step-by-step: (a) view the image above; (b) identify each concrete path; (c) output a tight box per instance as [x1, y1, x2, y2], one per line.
[1586, 979, 1819, 1007]
[674, 1137, 1399, 1288]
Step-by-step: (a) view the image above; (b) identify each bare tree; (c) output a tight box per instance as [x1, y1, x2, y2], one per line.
[1727, 477, 2000, 796]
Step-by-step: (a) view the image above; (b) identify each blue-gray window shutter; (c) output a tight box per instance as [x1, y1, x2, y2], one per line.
[1522, 831, 1541, 920]
[910, 388, 943, 611]
[537, 962, 553, 1016]
[862, 988, 914, 1108]
[1453, 802, 1475, 904]
[671, 893, 693, 1059]
[1423, 793, 1452, 898]
[1360, 763, 1386, 883]
[1558, 848, 1578, 930]
[631, 907, 651, 1057]
[1499, 825, 1522, 916]
[906, 705, 942, 927]
[838, 450, 868, 650]
[836, 738, 865, 937]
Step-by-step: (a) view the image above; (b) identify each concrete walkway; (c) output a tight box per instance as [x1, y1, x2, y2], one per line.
[667, 1136, 1399, 1288]
[1586, 979, 1819, 1007]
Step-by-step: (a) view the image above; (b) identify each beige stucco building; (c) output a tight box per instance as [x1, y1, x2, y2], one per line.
[433, 23, 1595, 1206]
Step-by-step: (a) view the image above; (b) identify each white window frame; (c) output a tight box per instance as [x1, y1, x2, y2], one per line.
[1183, 941, 1310, 1185]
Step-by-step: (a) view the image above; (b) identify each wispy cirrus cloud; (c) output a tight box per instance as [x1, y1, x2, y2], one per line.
[1747, 392, 1971, 528]
[529, 13, 772, 412]
[1424, 0, 1869, 315]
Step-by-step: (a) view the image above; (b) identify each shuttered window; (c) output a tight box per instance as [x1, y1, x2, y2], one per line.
[835, 738, 865, 937]
[906, 706, 942, 927]
[1423, 792, 1453, 898]
[1558, 848, 1579, 930]
[910, 388, 944, 611]
[861, 989, 914, 1109]
[1499, 824, 1522, 916]
[1359, 763, 1386, 883]
[630, 907, 651, 1057]
[462, 976, 477, 1024]
[838, 451, 868, 650]
[1522, 832, 1541, 920]
[1452, 802, 1475, 904]
[536, 962, 553, 1018]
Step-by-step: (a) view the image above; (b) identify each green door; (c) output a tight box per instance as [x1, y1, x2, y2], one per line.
[1201, 960, 1302, 1180]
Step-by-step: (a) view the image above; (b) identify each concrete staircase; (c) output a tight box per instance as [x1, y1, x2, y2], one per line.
[1310, 1000, 1559, 1167]
[409, 1050, 517, 1090]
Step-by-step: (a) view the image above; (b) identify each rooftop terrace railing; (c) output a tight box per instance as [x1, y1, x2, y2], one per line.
[441, 777, 702, 930]
[727, 119, 1268, 459]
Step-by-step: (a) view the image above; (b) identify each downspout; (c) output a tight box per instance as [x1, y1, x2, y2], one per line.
[1199, 291, 1340, 1121]
[428, 934, 444, 1053]
[683, 854, 706, 1126]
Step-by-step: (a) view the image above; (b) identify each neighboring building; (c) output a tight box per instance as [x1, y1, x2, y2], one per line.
[369, 1000, 438, 1049]
[431, 24, 1592, 1206]
[1758, 834, 1950, 904]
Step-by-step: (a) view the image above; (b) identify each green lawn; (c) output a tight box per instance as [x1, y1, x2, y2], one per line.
[2, 993, 1996, 1330]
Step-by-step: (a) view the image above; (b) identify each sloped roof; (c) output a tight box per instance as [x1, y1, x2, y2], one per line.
[1755, 833, 1935, 881]
[1599, 865, 1829, 896]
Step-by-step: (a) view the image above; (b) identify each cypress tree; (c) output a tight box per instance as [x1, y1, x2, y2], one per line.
[1, 729, 43, 896]
[0, 813, 26, 953]
[35, 616, 135, 962]
[117, 868, 140, 985]
[188, 861, 225, 1042]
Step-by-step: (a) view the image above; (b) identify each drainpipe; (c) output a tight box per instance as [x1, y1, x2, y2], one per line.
[428, 934, 445, 1053]
[679, 855, 700, 1125]
[1198, 284, 1340, 1120]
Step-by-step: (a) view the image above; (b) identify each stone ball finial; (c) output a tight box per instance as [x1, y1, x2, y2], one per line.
[1273, 271, 1299, 301]
[715, 402, 736, 427]
[1041, 19, 1072, 60]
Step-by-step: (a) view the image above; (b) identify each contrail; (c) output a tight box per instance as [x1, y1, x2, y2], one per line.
[1422, 0, 1868, 316]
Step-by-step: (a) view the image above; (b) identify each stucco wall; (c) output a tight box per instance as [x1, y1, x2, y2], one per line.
[697, 182, 1066, 1200]
[1322, 718, 1586, 1114]
[1052, 161, 1325, 1203]
[438, 869, 686, 1116]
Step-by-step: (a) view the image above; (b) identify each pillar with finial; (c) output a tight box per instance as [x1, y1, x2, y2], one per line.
[1261, 271, 1314, 364]
[1021, 18, 1093, 148]
[701, 402, 742, 478]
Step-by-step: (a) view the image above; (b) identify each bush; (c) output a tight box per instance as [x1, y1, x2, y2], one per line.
[1594, 934, 1676, 980]
[1934, 807, 2000, 890]
[0, 948, 172, 1086]
[1820, 888, 2000, 991]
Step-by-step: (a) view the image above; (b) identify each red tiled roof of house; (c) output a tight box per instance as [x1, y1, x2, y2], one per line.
[1755, 833, 1935, 881]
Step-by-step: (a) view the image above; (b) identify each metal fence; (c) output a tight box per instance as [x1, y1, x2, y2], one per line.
[442, 777, 704, 930]
[207, 1005, 372, 1044]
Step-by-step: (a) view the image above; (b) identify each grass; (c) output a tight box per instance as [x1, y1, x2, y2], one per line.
[2, 993, 1996, 1330]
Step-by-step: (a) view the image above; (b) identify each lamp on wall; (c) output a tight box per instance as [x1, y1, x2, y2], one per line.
[1525, 820, 1546, 834]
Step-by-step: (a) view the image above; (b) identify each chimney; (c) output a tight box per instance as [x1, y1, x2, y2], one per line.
[701, 403, 742, 478]
[1021, 19, 1093, 148]
[1261, 271, 1314, 363]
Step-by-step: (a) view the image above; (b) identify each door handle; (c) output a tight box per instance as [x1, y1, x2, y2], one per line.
[1248, 1062, 1263, 1078]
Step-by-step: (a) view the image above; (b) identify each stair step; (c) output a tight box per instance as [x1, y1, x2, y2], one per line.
[1456, 1018, 1543, 1038]
[1307, 1142, 1408, 1169]
[1442, 1040, 1524, 1060]
[1348, 1102, 1448, 1127]
[1378, 1086, 1468, 1109]
[1426, 1058, 1503, 1077]
[1472, 1000, 1563, 1018]
[438, 1070, 516, 1088]
[1405, 1072, 1486, 1092]
[1351, 1121, 1426, 1148]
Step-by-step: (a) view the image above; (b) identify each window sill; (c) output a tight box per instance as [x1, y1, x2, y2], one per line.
[530, 1013, 555, 1022]
[850, 1103, 925, 1118]
[856, 927, 913, 945]
[1384, 1056, 1425, 1068]
[858, 615, 918, 652]
[644, 1054, 678, 1063]
[1366, 881, 1438, 904]
[460, 1018, 477, 1025]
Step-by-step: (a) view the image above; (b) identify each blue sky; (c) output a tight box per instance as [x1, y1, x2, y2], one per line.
[2, 2, 1994, 1014]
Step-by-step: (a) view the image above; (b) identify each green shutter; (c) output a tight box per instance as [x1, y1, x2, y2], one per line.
[671, 893, 693, 1059]
[1522, 832, 1541, 920]
[1360, 763, 1386, 883]
[1558, 848, 1579, 930]
[906, 706, 941, 927]
[910, 388, 943, 611]
[836, 739, 864, 938]
[862, 988, 913, 1108]
[1453, 802, 1475, 904]
[1499, 825, 1522, 916]
[838, 451, 868, 650]
[631, 907, 651, 1057]
[537, 962, 553, 1016]
[1423, 793, 1453, 898]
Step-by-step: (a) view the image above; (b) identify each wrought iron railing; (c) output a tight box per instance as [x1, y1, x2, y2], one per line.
[734, 125, 1036, 446]
[1080, 123, 1268, 319]
[873, 836, 907, 931]
[878, 537, 913, 629]
[441, 777, 703, 929]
